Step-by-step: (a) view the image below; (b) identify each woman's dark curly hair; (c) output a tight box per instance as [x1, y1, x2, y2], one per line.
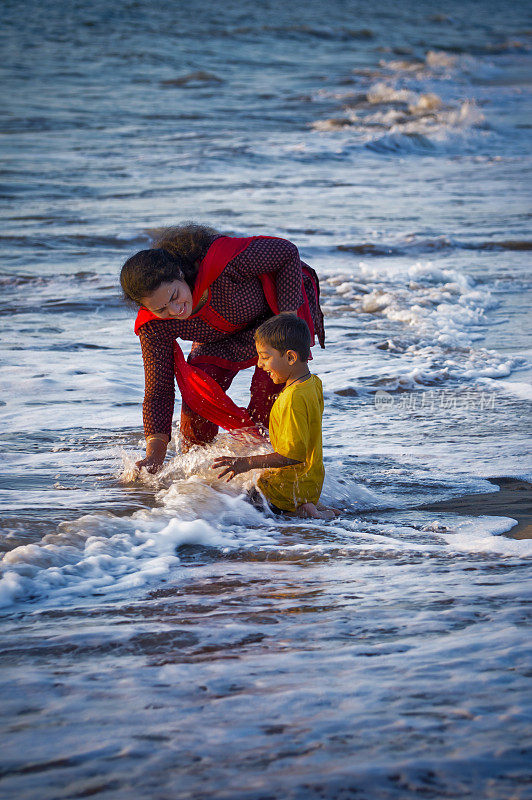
[120, 223, 220, 306]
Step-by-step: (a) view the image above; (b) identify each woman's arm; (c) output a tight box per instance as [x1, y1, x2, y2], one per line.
[212, 452, 301, 481]
[137, 323, 176, 472]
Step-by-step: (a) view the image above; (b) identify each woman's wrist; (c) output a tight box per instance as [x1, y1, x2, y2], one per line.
[146, 433, 169, 444]
[145, 434, 169, 459]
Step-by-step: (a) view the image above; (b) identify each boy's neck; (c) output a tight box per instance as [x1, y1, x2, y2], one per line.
[285, 361, 311, 387]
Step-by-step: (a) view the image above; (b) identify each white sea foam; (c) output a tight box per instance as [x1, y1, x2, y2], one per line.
[367, 83, 416, 105]
[365, 99, 486, 151]
[441, 516, 532, 556]
[321, 261, 522, 388]
[425, 50, 460, 70]
[311, 44, 495, 153]
[2, 450, 530, 611]
[480, 362, 532, 402]
[0, 492, 278, 609]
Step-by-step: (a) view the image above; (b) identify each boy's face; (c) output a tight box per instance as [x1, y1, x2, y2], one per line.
[256, 340, 295, 384]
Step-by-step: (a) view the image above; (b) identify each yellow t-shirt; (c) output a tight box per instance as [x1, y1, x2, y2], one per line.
[257, 374, 325, 512]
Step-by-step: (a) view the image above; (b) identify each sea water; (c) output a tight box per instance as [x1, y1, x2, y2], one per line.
[1, 1, 531, 797]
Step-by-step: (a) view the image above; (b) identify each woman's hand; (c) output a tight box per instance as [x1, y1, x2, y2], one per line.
[212, 456, 250, 481]
[136, 435, 169, 475]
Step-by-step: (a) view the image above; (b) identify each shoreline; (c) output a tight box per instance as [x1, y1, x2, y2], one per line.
[415, 477, 532, 539]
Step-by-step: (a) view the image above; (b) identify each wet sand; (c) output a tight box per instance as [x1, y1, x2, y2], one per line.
[416, 478, 532, 539]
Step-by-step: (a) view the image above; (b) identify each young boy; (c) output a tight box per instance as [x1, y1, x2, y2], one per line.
[212, 315, 335, 520]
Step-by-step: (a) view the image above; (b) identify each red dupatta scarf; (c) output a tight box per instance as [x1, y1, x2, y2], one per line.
[134, 236, 316, 435]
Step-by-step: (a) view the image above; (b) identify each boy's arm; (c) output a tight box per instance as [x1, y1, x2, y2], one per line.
[212, 452, 301, 482]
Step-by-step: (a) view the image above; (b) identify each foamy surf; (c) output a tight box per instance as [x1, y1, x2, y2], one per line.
[309, 47, 516, 154]
[1, 440, 530, 611]
[319, 261, 523, 391]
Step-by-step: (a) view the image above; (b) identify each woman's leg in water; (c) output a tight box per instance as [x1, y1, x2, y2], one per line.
[180, 363, 238, 448]
[247, 365, 282, 432]
[180, 363, 281, 449]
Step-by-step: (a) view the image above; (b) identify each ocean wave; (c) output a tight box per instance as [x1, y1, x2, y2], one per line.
[5, 434, 522, 612]
[322, 261, 524, 390]
[319, 97, 486, 153]
[477, 240, 532, 251]
[311, 117, 353, 131]
[365, 131, 437, 154]
[0, 233, 148, 251]
[310, 45, 509, 151]
[336, 237, 532, 256]
[160, 71, 224, 87]
[381, 48, 502, 79]
[312, 77, 488, 152]
[2, 455, 529, 611]
[219, 24, 374, 41]
[0, 270, 123, 316]
[0, 510, 240, 609]
[0, 270, 113, 287]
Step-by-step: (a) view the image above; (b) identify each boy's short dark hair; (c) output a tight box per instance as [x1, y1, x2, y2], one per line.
[255, 315, 311, 362]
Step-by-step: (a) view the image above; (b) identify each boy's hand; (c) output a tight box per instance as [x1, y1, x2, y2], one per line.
[212, 456, 249, 481]
[213, 452, 299, 481]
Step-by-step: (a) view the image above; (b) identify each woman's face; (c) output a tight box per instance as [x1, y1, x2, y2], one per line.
[141, 279, 194, 320]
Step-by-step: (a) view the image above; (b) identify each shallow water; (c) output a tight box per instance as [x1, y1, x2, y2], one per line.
[1, 0, 531, 797]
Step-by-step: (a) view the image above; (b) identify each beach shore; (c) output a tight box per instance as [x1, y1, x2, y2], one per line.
[417, 478, 532, 539]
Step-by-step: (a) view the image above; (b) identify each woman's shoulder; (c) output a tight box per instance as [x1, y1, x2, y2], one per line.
[137, 317, 181, 341]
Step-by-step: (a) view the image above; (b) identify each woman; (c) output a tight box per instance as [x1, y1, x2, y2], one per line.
[120, 223, 325, 473]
